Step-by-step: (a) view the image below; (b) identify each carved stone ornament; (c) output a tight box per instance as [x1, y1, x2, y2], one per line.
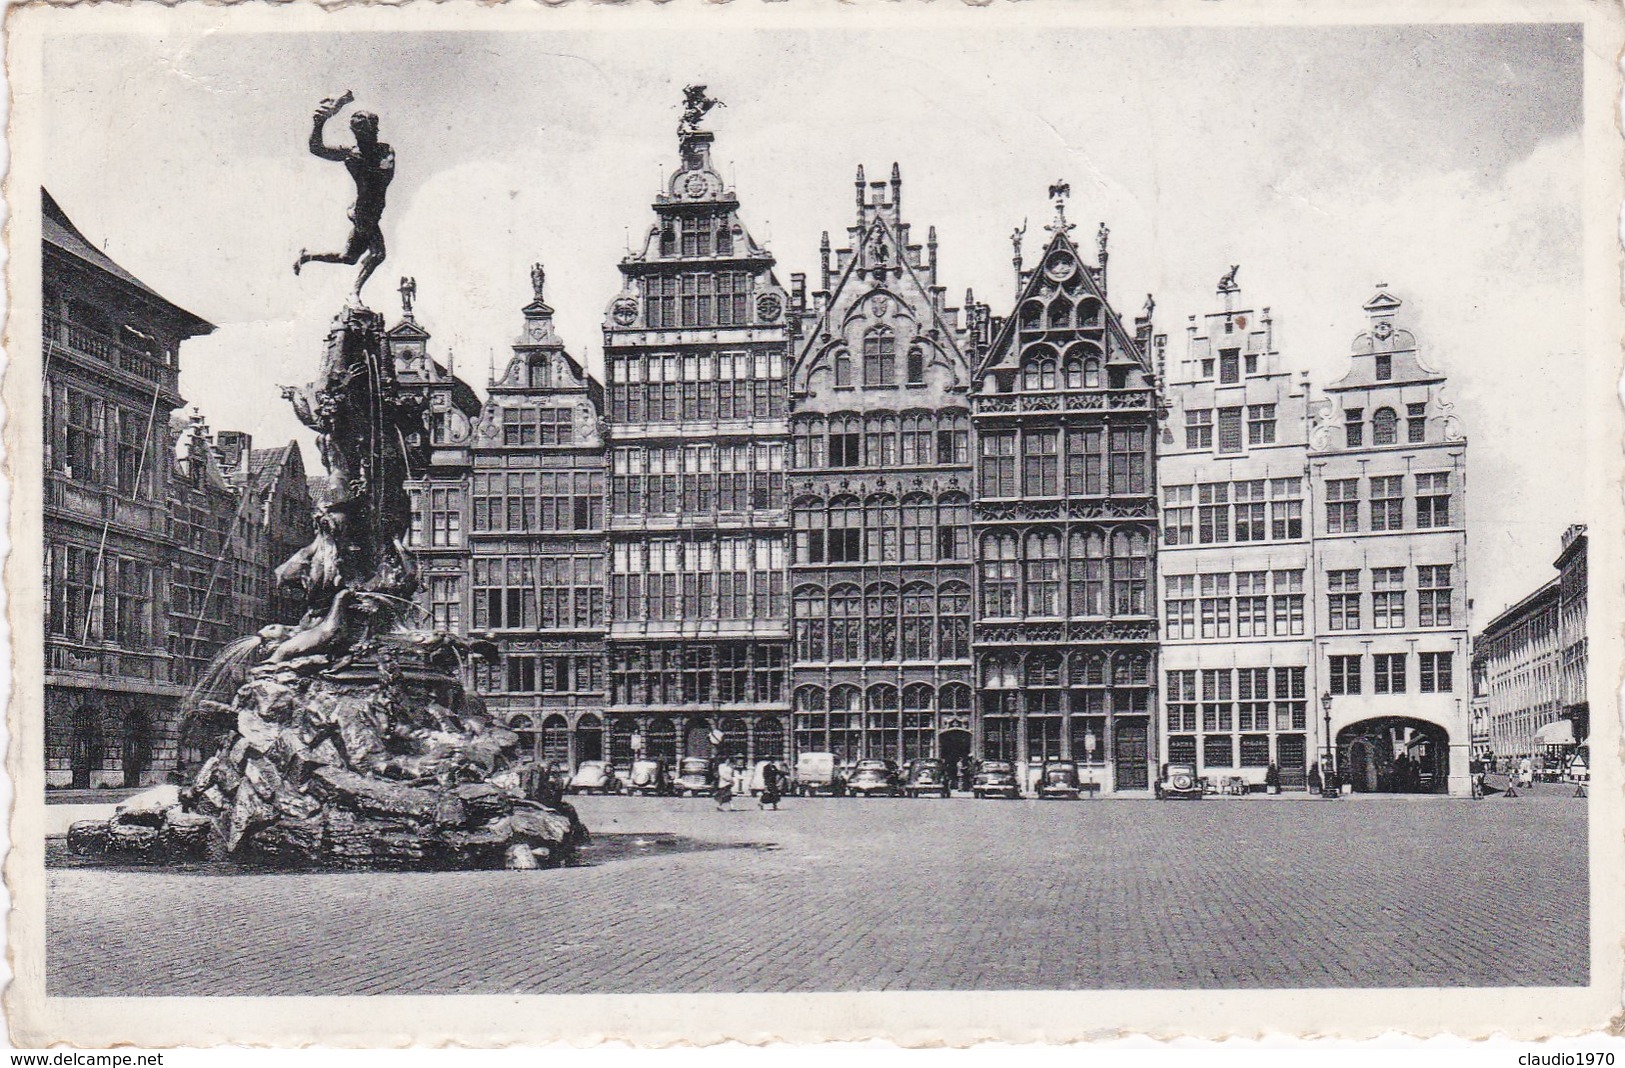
[756, 293, 784, 323]
[612, 297, 639, 327]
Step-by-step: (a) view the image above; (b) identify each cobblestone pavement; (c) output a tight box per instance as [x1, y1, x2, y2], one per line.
[47, 793, 1586, 995]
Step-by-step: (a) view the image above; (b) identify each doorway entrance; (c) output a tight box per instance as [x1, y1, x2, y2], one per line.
[1114, 719, 1150, 790]
[939, 728, 972, 790]
[1337, 717, 1450, 793]
[70, 706, 102, 790]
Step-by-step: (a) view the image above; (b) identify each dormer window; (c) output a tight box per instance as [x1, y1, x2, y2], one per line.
[1376, 353, 1393, 381]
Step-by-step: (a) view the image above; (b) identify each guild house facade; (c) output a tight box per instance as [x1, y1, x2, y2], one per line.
[58, 95, 1493, 795]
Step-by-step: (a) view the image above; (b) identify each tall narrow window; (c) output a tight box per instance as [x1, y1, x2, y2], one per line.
[834, 348, 853, 389]
[1344, 408, 1364, 448]
[1327, 569, 1361, 631]
[1418, 565, 1453, 626]
[1373, 652, 1406, 694]
[863, 326, 896, 387]
[1372, 567, 1406, 629]
[1325, 478, 1360, 533]
[1246, 404, 1276, 445]
[1217, 408, 1243, 454]
[1233, 480, 1267, 542]
[1197, 483, 1231, 544]
[1218, 348, 1241, 384]
[906, 346, 925, 385]
[979, 433, 1017, 498]
[1023, 431, 1059, 497]
[1407, 402, 1428, 443]
[1416, 473, 1452, 527]
[1163, 485, 1194, 545]
[1329, 654, 1362, 695]
[1024, 531, 1062, 617]
[980, 533, 1020, 617]
[1419, 651, 1453, 694]
[1370, 475, 1404, 531]
[1375, 353, 1393, 381]
[1067, 426, 1104, 495]
[1185, 409, 1213, 450]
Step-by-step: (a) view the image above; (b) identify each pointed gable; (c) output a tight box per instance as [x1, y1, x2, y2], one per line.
[793, 164, 970, 402]
[977, 223, 1153, 395]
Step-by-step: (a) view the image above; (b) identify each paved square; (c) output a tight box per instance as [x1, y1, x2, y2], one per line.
[47, 794, 1586, 995]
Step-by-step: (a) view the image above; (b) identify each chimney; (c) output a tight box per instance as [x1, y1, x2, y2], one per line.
[790, 273, 807, 316]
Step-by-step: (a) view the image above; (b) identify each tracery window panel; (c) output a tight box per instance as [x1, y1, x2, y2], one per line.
[1025, 531, 1063, 617]
[980, 532, 1020, 618]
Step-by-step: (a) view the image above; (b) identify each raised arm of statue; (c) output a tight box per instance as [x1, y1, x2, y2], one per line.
[308, 92, 353, 162]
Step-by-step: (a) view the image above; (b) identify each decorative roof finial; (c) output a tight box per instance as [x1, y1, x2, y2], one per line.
[1045, 180, 1074, 235]
[530, 262, 547, 305]
[1218, 264, 1241, 294]
[679, 85, 724, 133]
[398, 276, 416, 321]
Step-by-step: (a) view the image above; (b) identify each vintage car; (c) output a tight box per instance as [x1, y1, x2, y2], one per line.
[971, 759, 1022, 799]
[794, 752, 846, 797]
[567, 760, 621, 795]
[747, 761, 793, 797]
[626, 759, 670, 796]
[847, 758, 902, 798]
[1155, 762, 1204, 800]
[671, 757, 716, 797]
[903, 758, 951, 798]
[1036, 759, 1083, 799]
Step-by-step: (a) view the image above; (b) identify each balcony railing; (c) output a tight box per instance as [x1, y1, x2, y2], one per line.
[44, 315, 180, 396]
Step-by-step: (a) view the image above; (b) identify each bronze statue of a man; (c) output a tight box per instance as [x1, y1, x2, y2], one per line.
[294, 92, 396, 306]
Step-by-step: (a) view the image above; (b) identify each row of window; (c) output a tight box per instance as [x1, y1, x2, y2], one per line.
[1167, 733, 1306, 771]
[1326, 565, 1454, 630]
[48, 382, 153, 498]
[475, 653, 605, 696]
[1183, 404, 1278, 451]
[1343, 402, 1428, 448]
[1016, 294, 1105, 333]
[980, 528, 1153, 619]
[981, 650, 1152, 689]
[1163, 478, 1303, 545]
[792, 411, 971, 470]
[1015, 341, 1109, 393]
[640, 272, 754, 329]
[611, 538, 788, 622]
[1326, 651, 1455, 695]
[609, 643, 786, 705]
[793, 494, 971, 565]
[1192, 345, 1260, 384]
[792, 581, 972, 663]
[464, 472, 606, 538]
[1165, 667, 1309, 732]
[498, 406, 576, 448]
[657, 217, 738, 260]
[1325, 473, 1452, 532]
[816, 325, 936, 389]
[612, 443, 785, 516]
[1163, 570, 1306, 640]
[470, 555, 606, 630]
[979, 426, 1151, 499]
[45, 544, 156, 647]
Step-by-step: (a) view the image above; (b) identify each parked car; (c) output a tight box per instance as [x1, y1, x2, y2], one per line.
[1036, 760, 1082, 799]
[847, 758, 902, 798]
[1155, 762, 1204, 800]
[626, 759, 670, 796]
[971, 759, 1022, 799]
[794, 752, 846, 797]
[903, 758, 951, 798]
[567, 760, 621, 795]
[671, 757, 715, 797]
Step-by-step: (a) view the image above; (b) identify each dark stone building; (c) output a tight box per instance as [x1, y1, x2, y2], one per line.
[970, 198, 1161, 791]
[44, 188, 310, 788]
[601, 113, 794, 766]
[788, 165, 979, 772]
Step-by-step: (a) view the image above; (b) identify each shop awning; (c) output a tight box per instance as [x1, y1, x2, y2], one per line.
[1535, 719, 1576, 746]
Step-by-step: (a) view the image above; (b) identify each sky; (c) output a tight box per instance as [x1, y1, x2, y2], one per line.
[39, 23, 1585, 629]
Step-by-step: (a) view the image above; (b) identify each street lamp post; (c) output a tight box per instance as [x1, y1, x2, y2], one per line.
[1320, 692, 1335, 796]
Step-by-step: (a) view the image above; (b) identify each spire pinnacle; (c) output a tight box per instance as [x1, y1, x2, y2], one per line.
[1044, 180, 1074, 235]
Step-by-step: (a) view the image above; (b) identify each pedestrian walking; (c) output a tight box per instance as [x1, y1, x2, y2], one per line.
[759, 761, 783, 810]
[714, 771, 734, 811]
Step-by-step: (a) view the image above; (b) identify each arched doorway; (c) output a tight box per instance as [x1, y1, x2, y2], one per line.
[719, 717, 748, 761]
[609, 716, 638, 766]
[576, 713, 604, 764]
[940, 728, 972, 790]
[646, 716, 678, 763]
[70, 706, 102, 790]
[1336, 717, 1451, 794]
[540, 714, 569, 765]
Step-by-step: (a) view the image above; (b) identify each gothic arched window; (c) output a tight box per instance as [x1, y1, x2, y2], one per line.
[906, 345, 926, 385]
[833, 347, 853, 389]
[901, 581, 936, 660]
[1024, 530, 1063, 617]
[981, 532, 1020, 617]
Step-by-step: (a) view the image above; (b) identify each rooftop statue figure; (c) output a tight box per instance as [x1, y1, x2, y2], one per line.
[294, 92, 396, 306]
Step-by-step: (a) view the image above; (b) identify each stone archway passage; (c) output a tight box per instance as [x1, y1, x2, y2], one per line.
[1336, 716, 1451, 794]
[939, 728, 972, 789]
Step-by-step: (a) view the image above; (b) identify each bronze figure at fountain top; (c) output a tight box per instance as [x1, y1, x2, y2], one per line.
[69, 96, 587, 872]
